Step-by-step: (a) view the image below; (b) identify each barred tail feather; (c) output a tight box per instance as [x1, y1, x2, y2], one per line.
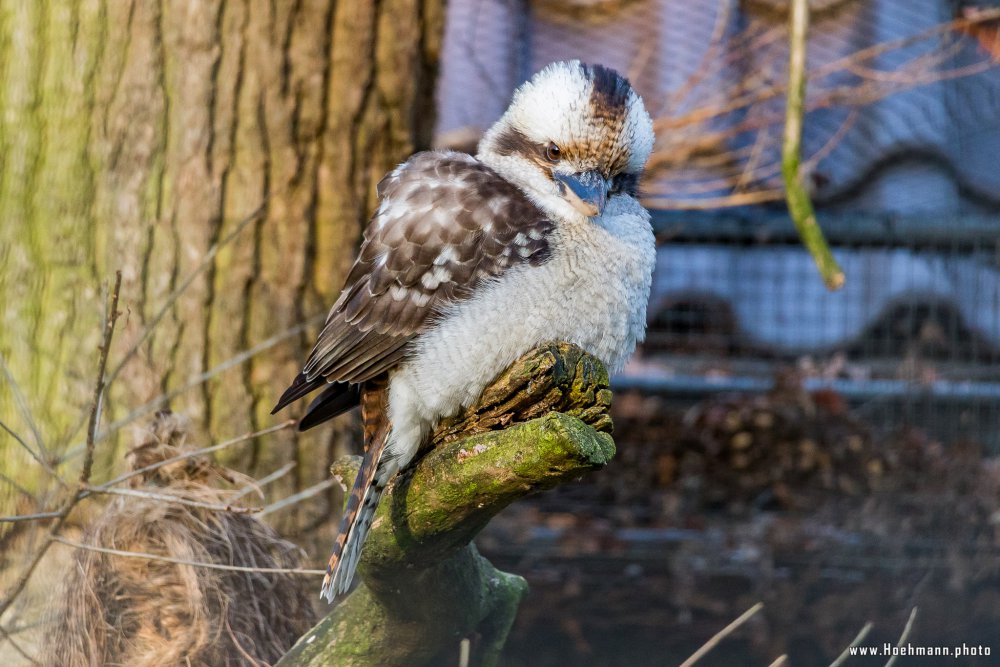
[321, 377, 393, 603]
[321, 446, 394, 601]
[322, 476, 391, 601]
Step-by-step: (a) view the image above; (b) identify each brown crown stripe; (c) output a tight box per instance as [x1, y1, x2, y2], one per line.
[582, 63, 632, 120]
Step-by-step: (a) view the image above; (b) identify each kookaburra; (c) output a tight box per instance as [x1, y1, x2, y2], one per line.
[273, 61, 655, 602]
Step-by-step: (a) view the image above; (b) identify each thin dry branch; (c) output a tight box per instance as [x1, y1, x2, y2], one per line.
[103, 205, 266, 392]
[256, 478, 338, 518]
[0, 624, 39, 665]
[90, 486, 261, 514]
[0, 472, 35, 501]
[57, 315, 321, 465]
[0, 354, 47, 459]
[655, 8, 1000, 135]
[97, 420, 296, 492]
[0, 511, 63, 524]
[829, 621, 874, 667]
[81, 271, 123, 486]
[644, 8, 1000, 211]
[885, 607, 918, 667]
[0, 272, 123, 624]
[0, 422, 296, 525]
[50, 536, 325, 576]
[232, 461, 297, 502]
[0, 418, 63, 487]
[660, 0, 736, 113]
[644, 190, 784, 209]
[679, 602, 765, 667]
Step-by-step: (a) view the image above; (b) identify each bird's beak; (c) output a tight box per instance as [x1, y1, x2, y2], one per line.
[555, 170, 608, 217]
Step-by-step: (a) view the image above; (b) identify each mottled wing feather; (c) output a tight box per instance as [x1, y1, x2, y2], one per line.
[297, 151, 554, 394]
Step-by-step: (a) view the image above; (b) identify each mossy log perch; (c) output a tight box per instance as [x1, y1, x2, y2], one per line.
[276, 343, 616, 667]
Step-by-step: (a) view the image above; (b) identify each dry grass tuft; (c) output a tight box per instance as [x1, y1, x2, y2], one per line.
[44, 412, 316, 667]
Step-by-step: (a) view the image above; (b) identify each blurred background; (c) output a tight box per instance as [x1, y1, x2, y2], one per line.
[2, 0, 1000, 665]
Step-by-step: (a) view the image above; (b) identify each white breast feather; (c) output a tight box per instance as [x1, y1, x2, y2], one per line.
[382, 196, 654, 469]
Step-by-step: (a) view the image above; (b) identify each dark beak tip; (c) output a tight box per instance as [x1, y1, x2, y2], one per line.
[556, 170, 609, 218]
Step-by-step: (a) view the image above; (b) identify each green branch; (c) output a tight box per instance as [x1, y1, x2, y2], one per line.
[277, 344, 616, 667]
[782, 0, 846, 291]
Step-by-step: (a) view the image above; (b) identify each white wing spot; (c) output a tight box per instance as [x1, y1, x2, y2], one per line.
[513, 232, 528, 246]
[433, 247, 458, 266]
[390, 285, 409, 301]
[420, 265, 452, 290]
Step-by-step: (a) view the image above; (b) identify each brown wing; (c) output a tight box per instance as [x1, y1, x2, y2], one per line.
[273, 151, 554, 416]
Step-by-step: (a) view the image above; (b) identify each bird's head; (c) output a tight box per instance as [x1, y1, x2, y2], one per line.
[478, 61, 654, 221]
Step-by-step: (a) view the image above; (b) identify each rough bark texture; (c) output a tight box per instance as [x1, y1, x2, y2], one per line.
[0, 0, 443, 499]
[276, 343, 617, 667]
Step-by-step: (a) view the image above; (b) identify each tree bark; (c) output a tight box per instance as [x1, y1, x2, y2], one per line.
[276, 343, 617, 667]
[0, 0, 443, 501]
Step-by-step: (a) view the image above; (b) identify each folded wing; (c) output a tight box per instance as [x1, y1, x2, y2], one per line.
[273, 151, 554, 427]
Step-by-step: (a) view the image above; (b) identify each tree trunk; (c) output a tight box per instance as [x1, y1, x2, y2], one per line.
[0, 0, 443, 503]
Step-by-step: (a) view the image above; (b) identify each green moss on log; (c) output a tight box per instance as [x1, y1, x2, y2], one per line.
[276, 344, 616, 667]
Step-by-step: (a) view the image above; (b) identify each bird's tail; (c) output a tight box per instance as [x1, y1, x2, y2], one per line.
[321, 379, 393, 602]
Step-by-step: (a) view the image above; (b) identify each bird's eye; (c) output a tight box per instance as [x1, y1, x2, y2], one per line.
[545, 142, 561, 162]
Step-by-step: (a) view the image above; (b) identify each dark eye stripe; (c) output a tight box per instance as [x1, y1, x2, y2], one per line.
[491, 120, 633, 183]
[492, 127, 540, 158]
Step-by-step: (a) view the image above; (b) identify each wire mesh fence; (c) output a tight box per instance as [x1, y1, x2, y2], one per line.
[437, 1, 1000, 664]
[435, 0, 1000, 450]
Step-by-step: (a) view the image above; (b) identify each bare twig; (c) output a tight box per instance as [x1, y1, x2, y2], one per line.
[643, 190, 784, 209]
[0, 471, 35, 500]
[642, 8, 1000, 212]
[103, 205, 267, 392]
[51, 536, 325, 576]
[231, 462, 297, 502]
[782, 0, 844, 290]
[96, 420, 296, 492]
[812, 9, 1000, 81]
[0, 354, 47, 459]
[0, 422, 295, 524]
[57, 315, 320, 465]
[0, 624, 39, 665]
[256, 478, 338, 518]
[679, 602, 764, 667]
[0, 618, 47, 637]
[0, 272, 123, 624]
[90, 486, 261, 514]
[767, 656, 788, 667]
[885, 607, 918, 667]
[81, 271, 123, 486]
[661, 0, 735, 113]
[0, 418, 63, 487]
[0, 511, 63, 524]
[655, 9, 1000, 135]
[830, 621, 874, 667]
